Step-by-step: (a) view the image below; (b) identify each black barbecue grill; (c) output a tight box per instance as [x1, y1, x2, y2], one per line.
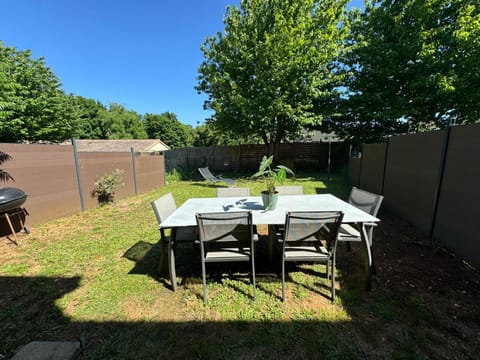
[0, 187, 29, 244]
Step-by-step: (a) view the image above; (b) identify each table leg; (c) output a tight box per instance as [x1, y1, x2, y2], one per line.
[360, 223, 372, 290]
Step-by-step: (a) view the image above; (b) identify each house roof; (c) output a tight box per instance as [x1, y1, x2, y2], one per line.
[70, 139, 170, 153]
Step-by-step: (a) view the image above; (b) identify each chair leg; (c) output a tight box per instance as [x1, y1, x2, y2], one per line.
[201, 259, 207, 305]
[331, 260, 336, 302]
[168, 240, 177, 291]
[282, 259, 286, 302]
[158, 240, 167, 275]
[251, 258, 256, 301]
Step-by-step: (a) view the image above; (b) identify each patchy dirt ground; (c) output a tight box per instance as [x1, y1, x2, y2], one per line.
[339, 210, 480, 359]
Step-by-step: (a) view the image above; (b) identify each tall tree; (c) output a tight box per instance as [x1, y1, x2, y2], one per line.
[196, 0, 348, 158]
[0, 42, 80, 142]
[144, 112, 193, 148]
[335, 0, 480, 145]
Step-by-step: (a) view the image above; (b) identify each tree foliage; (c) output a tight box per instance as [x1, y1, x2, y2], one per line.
[0, 42, 80, 142]
[333, 0, 480, 145]
[73, 98, 147, 140]
[192, 122, 261, 147]
[144, 112, 193, 148]
[0, 151, 14, 182]
[197, 0, 348, 156]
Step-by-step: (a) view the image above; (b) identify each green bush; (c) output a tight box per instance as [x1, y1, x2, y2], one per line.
[165, 168, 182, 183]
[91, 169, 124, 205]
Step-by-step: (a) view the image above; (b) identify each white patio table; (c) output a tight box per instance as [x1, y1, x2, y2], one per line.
[159, 194, 379, 291]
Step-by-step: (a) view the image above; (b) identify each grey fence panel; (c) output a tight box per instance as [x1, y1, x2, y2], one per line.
[359, 143, 387, 195]
[433, 123, 480, 267]
[383, 130, 447, 234]
[348, 158, 361, 187]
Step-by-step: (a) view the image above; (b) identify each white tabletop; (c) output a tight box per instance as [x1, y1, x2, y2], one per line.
[160, 194, 379, 228]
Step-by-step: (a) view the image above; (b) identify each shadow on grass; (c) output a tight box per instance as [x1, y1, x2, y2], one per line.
[0, 275, 363, 359]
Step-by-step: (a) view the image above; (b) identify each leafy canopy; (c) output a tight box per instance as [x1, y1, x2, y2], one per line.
[0, 41, 80, 142]
[144, 112, 193, 148]
[197, 0, 349, 155]
[331, 0, 480, 145]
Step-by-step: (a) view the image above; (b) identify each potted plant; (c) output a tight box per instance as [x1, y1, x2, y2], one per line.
[252, 155, 295, 210]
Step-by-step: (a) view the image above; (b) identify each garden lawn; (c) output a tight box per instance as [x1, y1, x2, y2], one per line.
[0, 171, 479, 359]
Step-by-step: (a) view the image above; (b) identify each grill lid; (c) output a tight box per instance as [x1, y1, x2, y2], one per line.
[0, 187, 27, 212]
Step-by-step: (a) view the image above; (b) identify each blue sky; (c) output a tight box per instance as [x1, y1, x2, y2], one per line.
[1, 0, 363, 127]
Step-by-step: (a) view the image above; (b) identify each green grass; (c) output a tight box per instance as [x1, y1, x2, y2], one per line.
[0, 170, 478, 359]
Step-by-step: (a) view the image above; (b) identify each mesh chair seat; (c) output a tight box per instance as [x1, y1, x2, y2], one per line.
[205, 248, 251, 261]
[284, 245, 329, 261]
[339, 224, 361, 240]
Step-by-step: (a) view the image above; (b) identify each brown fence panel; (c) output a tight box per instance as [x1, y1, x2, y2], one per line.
[78, 153, 135, 209]
[135, 154, 165, 193]
[1, 143, 80, 225]
[348, 158, 361, 186]
[359, 143, 387, 195]
[239, 144, 266, 171]
[383, 130, 447, 234]
[165, 142, 348, 173]
[433, 123, 480, 267]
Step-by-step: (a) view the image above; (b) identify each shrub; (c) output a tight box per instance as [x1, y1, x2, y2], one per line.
[91, 169, 124, 205]
[165, 168, 182, 183]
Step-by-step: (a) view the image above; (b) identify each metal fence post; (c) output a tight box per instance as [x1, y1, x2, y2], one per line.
[430, 127, 452, 237]
[380, 138, 390, 196]
[131, 147, 138, 196]
[71, 138, 85, 211]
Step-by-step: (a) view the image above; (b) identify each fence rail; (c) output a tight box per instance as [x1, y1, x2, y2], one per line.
[349, 122, 480, 268]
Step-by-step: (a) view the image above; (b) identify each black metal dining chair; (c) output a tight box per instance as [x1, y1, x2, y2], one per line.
[196, 211, 256, 304]
[279, 211, 344, 302]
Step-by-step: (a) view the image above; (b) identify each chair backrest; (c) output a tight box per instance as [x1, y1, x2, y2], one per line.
[284, 211, 344, 245]
[275, 186, 303, 195]
[216, 187, 250, 197]
[198, 167, 218, 182]
[196, 211, 253, 245]
[348, 187, 384, 216]
[150, 192, 177, 225]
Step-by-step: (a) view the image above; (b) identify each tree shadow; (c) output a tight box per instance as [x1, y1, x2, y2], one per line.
[0, 275, 361, 359]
